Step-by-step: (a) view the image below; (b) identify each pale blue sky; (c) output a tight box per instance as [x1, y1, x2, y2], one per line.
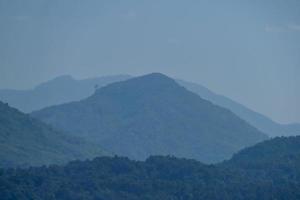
[0, 0, 299, 123]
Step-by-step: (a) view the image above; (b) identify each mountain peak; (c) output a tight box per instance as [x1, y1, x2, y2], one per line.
[33, 73, 267, 163]
[53, 74, 74, 81]
[130, 73, 177, 86]
[36, 75, 75, 90]
[141, 72, 171, 79]
[135, 73, 179, 86]
[94, 73, 179, 96]
[42, 75, 74, 85]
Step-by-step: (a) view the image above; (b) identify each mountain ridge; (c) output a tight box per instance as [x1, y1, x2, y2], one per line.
[1, 74, 298, 137]
[0, 75, 131, 113]
[177, 79, 300, 136]
[32, 73, 267, 163]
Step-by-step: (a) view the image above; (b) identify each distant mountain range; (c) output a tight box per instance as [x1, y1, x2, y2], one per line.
[0, 74, 298, 137]
[0, 74, 131, 113]
[31, 73, 267, 163]
[0, 101, 108, 168]
[178, 80, 300, 137]
[2, 135, 300, 199]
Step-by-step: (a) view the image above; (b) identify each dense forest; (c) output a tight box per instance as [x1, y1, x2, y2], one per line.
[1, 136, 300, 200]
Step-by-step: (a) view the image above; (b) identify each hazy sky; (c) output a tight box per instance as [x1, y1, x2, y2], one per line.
[0, 0, 299, 124]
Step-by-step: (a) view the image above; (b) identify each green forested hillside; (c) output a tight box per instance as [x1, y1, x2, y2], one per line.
[32, 73, 267, 163]
[0, 101, 108, 168]
[1, 136, 300, 200]
[225, 136, 300, 169]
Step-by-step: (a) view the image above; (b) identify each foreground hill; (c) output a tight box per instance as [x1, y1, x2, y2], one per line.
[0, 101, 107, 168]
[0, 75, 130, 113]
[225, 135, 300, 169]
[1, 136, 300, 200]
[178, 80, 300, 137]
[32, 73, 267, 163]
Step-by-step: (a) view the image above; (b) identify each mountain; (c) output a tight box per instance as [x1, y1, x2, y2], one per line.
[32, 73, 267, 163]
[0, 101, 108, 168]
[2, 136, 300, 200]
[178, 80, 300, 137]
[1, 74, 298, 137]
[0, 75, 131, 113]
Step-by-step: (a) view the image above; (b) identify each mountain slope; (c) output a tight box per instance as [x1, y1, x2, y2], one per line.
[225, 135, 300, 169]
[2, 136, 300, 200]
[0, 101, 107, 168]
[0, 75, 131, 113]
[178, 79, 300, 137]
[32, 73, 267, 163]
[1, 74, 298, 137]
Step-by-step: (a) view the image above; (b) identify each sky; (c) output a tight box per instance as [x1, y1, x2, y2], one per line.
[0, 0, 299, 124]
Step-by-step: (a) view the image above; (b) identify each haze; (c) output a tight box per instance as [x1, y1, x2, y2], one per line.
[0, 0, 299, 124]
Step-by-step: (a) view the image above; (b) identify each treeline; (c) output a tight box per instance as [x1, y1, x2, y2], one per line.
[2, 136, 300, 200]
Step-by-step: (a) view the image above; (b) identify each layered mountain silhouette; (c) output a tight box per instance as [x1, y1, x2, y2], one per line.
[2, 136, 300, 200]
[0, 74, 131, 113]
[178, 80, 300, 137]
[1, 74, 298, 137]
[0, 101, 107, 168]
[32, 73, 267, 163]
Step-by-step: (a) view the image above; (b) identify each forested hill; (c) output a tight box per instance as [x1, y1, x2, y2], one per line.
[32, 73, 267, 163]
[0, 101, 107, 168]
[1, 136, 300, 200]
[225, 135, 300, 169]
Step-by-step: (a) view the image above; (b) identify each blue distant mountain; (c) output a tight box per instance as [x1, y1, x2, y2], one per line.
[0, 74, 131, 113]
[31, 73, 267, 163]
[0, 74, 298, 137]
[177, 80, 300, 137]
